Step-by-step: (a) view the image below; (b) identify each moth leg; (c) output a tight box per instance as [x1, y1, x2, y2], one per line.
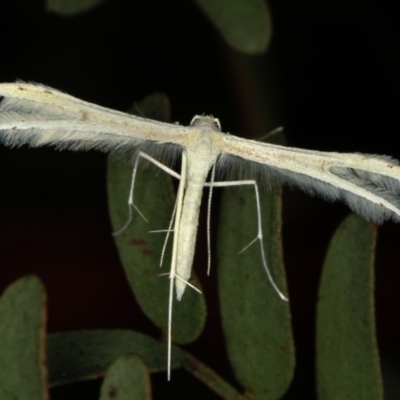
[167, 153, 187, 380]
[112, 154, 146, 236]
[112, 151, 180, 237]
[149, 198, 178, 268]
[207, 179, 288, 301]
[139, 153, 182, 267]
[158, 272, 201, 293]
[205, 165, 216, 275]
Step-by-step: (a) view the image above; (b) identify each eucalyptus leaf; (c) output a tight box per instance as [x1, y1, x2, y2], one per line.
[218, 132, 294, 399]
[194, 0, 272, 54]
[99, 355, 151, 400]
[0, 275, 48, 400]
[316, 214, 383, 399]
[46, 0, 105, 16]
[48, 329, 184, 387]
[181, 352, 247, 400]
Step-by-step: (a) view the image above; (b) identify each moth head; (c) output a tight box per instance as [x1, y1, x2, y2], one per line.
[190, 115, 221, 131]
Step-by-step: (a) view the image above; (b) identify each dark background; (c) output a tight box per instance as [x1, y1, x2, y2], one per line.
[1, 0, 400, 398]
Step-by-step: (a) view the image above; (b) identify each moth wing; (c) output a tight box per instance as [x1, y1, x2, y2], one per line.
[222, 134, 400, 223]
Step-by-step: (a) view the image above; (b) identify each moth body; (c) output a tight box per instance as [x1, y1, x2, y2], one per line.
[175, 117, 222, 299]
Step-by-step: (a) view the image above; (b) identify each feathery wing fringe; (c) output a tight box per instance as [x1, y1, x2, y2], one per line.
[2, 82, 400, 224]
[0, 82, 187, 156]
[221, 135, 400, 223]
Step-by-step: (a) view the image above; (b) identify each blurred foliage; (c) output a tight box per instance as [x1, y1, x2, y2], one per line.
[47, 0, 105, 16]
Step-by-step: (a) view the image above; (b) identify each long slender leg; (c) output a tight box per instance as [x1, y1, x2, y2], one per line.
[167, 152, 187, 381]
[112, 151, 181, 238]
[112, 155, 145, 236]
[139, 154, 184, 269]
[256, 126, 283, 142]
[206, 165, 216, 275]
[153, 198, 178, 267]
[116, 151, 199, 380]
[206, 179, 288, 302]
[139, 152, 181, 179]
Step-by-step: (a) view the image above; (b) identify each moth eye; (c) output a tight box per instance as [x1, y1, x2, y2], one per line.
[190, 115, 202, 125]
[213, 117, 221, 131]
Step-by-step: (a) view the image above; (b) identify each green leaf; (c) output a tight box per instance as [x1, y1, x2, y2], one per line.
[181, 352, 247, 400]
[107, 93, 206, 345]
[46, 0, 105, 16]
[194, 0, 272, 54]
[99, 355, 151, 400]
[316, 214, 383, 399]
[47, 329, 184, 387]
[0, 275, 48, 400]
[217, 139, 294, 399]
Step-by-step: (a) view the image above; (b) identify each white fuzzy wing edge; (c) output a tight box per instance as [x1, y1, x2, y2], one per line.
[221, 134, 400, 223]
[0, 82, 189, 158]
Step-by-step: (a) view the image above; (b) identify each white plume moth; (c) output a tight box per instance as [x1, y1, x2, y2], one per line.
[1, 82, 400, 379]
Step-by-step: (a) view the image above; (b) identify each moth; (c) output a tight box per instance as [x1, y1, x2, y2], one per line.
[1, 82, 400, 379]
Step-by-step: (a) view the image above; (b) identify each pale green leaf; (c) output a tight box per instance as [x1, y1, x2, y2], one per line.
[194, 0, 273, 53]
[317, 214, 383, 399]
